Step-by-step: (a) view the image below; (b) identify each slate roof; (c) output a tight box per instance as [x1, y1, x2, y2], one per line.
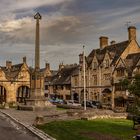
[87, 40, 129, 66]
[125, 52, 140, 70]
[1, 63, 24, 80]
[45, 65, 79, 85]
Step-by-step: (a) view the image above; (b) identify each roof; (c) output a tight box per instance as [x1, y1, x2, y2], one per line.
[125, 52, 140, 70]
[1, 63, 24, 80]
[46, 65, 79, 85]
[87, 40, 129, 66]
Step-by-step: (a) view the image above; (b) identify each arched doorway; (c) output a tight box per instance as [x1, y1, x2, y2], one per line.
[80, 89, 88, 102]
[17, 86, 30, 103]
[73, 93, 79, 101]
[102, 88, 111, 103]
[0, 85, 6, 104]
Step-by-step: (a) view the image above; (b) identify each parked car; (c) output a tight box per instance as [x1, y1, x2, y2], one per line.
[91, 101, 102, 109]
[81, 101, 97, 108]
[66, 100, 81, 106]
[49, 98, 66, 104]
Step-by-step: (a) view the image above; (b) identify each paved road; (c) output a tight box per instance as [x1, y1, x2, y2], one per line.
[0, 113, 40, 140]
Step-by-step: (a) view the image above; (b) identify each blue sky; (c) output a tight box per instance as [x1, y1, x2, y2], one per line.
[0, 0, 140, 69]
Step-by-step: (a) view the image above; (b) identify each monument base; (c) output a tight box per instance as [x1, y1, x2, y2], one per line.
[18, 97, 56, 111]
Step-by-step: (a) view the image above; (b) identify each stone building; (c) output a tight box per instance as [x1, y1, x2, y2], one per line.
[0, 57, 30, 104]
[44, 63, 78, 100]
[0, 57, 52, 105]
[71, 26, 140, 108]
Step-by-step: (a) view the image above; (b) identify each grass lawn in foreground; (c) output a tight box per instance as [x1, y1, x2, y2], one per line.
[37, 119, 136, 140]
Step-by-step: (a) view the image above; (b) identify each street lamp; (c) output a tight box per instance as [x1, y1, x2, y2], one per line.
[83, 46, 86, 111]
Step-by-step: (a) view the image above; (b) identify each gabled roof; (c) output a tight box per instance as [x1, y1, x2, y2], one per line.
[1, 63, 24, 80]
[87, 40, 129, 66]
[112, 52, 140, 75]
[125, 52, 140, 70]
[46, 65, 79, 85]
[112, 57, 127, 74]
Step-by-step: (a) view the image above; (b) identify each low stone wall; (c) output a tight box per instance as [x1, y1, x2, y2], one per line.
[42, 109, 128, 123]
[57, 104, 81, 109]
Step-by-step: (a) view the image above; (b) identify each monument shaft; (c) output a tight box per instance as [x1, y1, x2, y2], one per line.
[35, 15, 41, 71]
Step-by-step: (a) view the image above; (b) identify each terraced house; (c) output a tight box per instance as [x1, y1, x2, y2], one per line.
[71, 26, 140, 109]
[45, 63, 78, 100]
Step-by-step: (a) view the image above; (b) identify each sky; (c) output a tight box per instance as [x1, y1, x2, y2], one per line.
[0, 0, 140, 70]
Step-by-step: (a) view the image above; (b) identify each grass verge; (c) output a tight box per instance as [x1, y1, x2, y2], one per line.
[37, 119, 135, 140]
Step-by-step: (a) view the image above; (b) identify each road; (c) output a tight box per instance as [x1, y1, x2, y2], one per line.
[0, 113, 40, 140]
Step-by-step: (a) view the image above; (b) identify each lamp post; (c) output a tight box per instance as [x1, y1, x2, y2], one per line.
[83, 46, 86, 111]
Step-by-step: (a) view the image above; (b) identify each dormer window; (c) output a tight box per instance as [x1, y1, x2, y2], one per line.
[116, 68, 125, 77]
[93, 62, 97, 70]
[105, 59, 109, 68]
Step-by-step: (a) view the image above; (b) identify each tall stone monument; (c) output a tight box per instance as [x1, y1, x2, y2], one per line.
[31, 12, 44, 98]
[19, 13, 53, 111]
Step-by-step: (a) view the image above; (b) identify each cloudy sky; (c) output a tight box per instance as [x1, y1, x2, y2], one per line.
[0, 0, 140, 69]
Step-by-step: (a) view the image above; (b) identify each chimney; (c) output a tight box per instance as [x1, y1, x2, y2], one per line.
[79, 53, 83, 65]
[23, 56, 26, 63]
[99, 36, 108, 49]
[46, 63, 50, 71]
[59, 63, 64, 70]
[128, 26, 136, 41]
[110, 40, 116, 45]
[6, 61, 12, 69]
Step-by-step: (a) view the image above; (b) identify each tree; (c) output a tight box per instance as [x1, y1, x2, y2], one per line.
[119, 78, 130, 91]
[127, 74, 140, 115]
[128, 74, 140, 97]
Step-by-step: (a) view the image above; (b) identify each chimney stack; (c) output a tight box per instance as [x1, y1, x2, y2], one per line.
[79, 53, 83, 65]
[99, 36, 108, 49]
[128, 26, 136, 41]
[59, 63, 64, 70]
[23, 56, 26, 63]
[6, 61, 12, 69]
[46, 63, 50, 71]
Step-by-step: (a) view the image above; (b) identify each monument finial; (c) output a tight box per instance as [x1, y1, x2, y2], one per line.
[34, 12, 42, 20]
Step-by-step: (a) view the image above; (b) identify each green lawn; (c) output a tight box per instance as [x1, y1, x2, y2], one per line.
[37, 119, 136, 140]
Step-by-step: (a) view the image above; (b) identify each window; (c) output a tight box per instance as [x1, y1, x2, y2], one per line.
[45, 85, 48, 90]
[93, 75, 97, 85]
[66, 85, 70, 90]
[105, 59, 109, 68]
[117, 69, 125, 77]
[74, 77, 78, 86]
[93, 62, 97, 70]
[115, 83, 126, 91]
[104, 73, 111, 80]
[61, 86, 64, 90]
[137, 67, 140, 73]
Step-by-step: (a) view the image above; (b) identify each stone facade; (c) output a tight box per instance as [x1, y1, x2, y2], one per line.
[44, 64, 78, 100]
[0, 57, 30, 104]
[0, 58, 52, 104]
[44, 26, 140, 108]
[71, 26, 140, 108]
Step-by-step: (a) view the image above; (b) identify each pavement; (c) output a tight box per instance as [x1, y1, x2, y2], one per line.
[0, 112, 40, 140]
[0, 108, 63, 140]
[0, 108, 66, 125]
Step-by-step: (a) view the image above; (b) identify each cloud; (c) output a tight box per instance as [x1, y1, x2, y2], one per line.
[15, 0, 72, 10]
[0, 17, 32, 32]
[0, 0, 140, 69]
